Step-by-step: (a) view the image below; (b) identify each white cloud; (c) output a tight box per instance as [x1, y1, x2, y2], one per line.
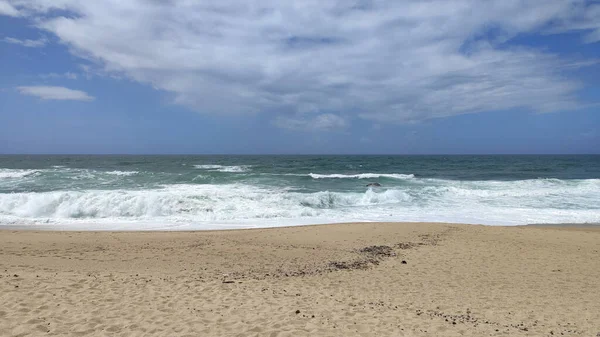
[39, 72, 78, 80]
[275, 113, 348, 131]
[17, 85, 94, 101]
[584, 30, 600, 44]
[553, 4, 600, 44]
[7, 0, 600, 128]
[0, 0, 19, 16]
[3, 37, 47, 47]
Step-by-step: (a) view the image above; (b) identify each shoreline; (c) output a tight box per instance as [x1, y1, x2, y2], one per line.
[0, 220, 599, 232]
[1, 222, 599, 336]
[2, 220, 462, 232]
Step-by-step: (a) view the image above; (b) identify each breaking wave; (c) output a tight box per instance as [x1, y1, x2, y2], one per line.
[308, 173, 414, 179]
[104, 170, 140, 176]
[0, 169, 41, 179]
[1, 178, 598, 228]
[194, 165, 251, 173]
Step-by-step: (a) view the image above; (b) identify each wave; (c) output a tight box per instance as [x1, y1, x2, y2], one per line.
[194, 165, 251, 173]
[0, 184, 309, 222]
[308, 173, 414, 180]
[0, 185, 414, 223]
[0, 168, 144, 182]
[1, 179, 598, 227]
[0, 169, 41, 179]
[193, 165, 223, 169]
[299, 189, 412, 208]
[104, 170, 139, 176]
[218, 166, 250, 173]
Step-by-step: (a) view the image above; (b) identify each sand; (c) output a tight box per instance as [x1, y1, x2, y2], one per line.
[1, 222, 599, 337]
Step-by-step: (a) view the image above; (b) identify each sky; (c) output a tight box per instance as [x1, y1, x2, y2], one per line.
[0, 0, 599, 154]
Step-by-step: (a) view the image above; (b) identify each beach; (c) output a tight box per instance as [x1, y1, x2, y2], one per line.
[1, 222, 599, 336]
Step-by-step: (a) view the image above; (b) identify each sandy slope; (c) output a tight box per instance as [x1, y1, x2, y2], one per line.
[1, 222, 599, 336]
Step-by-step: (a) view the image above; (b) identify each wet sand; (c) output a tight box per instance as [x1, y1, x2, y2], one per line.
[1, 222, 599, 336]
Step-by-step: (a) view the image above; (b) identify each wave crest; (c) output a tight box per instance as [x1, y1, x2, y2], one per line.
[308, 173, 414, 180]
[0, 169, 41, 179]
[1, 178, 599, 227]
[194, 165, 251, 173]
[104, 171, 139, 176]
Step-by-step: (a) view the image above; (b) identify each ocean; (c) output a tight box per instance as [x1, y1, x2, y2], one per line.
[0, 155, 598, 230]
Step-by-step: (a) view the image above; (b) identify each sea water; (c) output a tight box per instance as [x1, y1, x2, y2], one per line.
[0, 155, 598, 230]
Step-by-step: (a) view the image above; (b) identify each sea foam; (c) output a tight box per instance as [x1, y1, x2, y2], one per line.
[308, 173, 414, 179]
[194, 165, 251, 172]
[104, 170, 140, 176]
[0, 169, 41, 179]
[1, 178, 598, 229]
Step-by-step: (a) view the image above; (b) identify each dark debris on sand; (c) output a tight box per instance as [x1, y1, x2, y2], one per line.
[395, 242, 422, 250]
[328, 245, 398, 271]
[241, 234, 444, 278]
[328, 260, 374, 270]
[358, 245, 396, 257]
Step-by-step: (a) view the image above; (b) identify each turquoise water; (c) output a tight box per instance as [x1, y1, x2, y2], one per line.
[1, 155, 599, 229]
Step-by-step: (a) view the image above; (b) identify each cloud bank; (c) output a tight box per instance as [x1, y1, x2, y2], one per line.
[17, 86, 94, 101]
[5, 0, 600, 128]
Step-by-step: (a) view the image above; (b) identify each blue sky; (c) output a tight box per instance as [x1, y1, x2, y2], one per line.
[0, 0, 599, 154]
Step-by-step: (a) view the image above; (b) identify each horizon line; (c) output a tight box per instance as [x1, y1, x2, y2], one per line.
[1, 153, 599, 156]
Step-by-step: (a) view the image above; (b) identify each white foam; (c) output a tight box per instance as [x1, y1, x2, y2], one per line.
[217, 166, 250, 173]
[194, 165, 251, 172]
[104, 170, 139, 176]
[0, 184, 311, 222]
[1, 179, 599, 229]
[193, 165, 223, 169]
[0, 169, 41, 179]
[308, 173, 414, 179]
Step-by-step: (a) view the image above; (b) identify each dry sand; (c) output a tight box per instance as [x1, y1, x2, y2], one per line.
[1, 222, 599, 336]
